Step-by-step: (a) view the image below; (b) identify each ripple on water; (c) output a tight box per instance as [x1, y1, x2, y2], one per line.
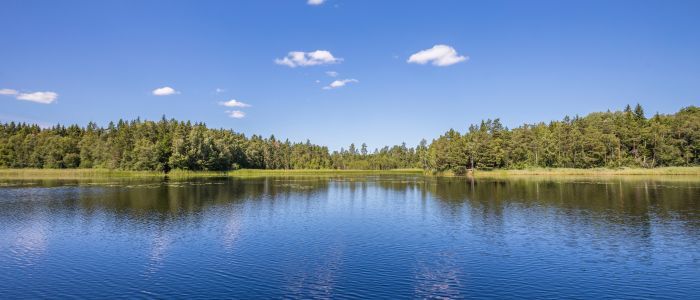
[0, 176, 698, 298]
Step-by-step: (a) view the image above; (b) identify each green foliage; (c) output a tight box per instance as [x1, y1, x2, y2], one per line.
[0, 105, 697, 172]
[426, 105, 700, 171]
[0, 117, 417, 171]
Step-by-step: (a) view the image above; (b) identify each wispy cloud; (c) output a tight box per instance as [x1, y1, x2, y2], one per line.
[226, 110, 246, 119]
[0, 89, 18, 95]
[219, 99, 251, 108]
[275, 50, 342, 67]
[326, 71, 339, 77]
[215, 88, 225, 94]
[152, 86, 179, 96]
[307, 0, 326, 5]
[408, 44, 467, 67]
[323, 79, 358, 90]
[1, 88, 58, 104]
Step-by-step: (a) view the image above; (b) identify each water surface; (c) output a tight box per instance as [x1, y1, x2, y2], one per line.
[1, 175, 698, 299]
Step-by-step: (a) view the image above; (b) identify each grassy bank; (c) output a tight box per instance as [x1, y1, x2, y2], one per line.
[465, 167, 700, 177]
[0, 169, 166, 179]
[0, 168, 424, 180]
[0, 167, 698, 180]
[225, 168, 423, 177]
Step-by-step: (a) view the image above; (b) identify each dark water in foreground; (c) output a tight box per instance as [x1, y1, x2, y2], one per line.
[0, 175, 698, 299]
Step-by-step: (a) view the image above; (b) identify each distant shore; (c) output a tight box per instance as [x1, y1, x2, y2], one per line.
[0, 168, 423, 180]
[0, 167, 699, 180]
[450, 167, 700, 177]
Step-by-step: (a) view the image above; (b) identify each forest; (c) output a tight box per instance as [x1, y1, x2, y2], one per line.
[0, 104, 698, 173]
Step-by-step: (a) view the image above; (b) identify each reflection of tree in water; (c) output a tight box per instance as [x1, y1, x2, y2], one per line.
[2, 176, 698, 261]
[367, 176, 698, 271]
[70, 177, 330, 225]
[3, 176, 697, 227]
[424, 177, 700, 265]
[424, 177, 698, 222]
[1, 176, 698, 299]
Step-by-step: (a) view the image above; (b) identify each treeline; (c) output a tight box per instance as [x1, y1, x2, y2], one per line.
[0, 118, 419, 171]
[428, 105, 699, 173]
[0, 105, 698, 172]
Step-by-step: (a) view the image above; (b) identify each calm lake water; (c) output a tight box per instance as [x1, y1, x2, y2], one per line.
[0, 175, 698, 299]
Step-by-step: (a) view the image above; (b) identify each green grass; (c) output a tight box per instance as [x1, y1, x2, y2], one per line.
[0, 169, 165, 179]
[0, 168, 424, 179]
[467, 167, 700, 177]
[0, 167, 698, 180]
[226, 168, 423, 176]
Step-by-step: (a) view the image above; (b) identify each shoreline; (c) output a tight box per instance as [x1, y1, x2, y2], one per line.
[0, 167, 699, 180]
[0, 168, 423, 180]
[465, 167, 700, 177]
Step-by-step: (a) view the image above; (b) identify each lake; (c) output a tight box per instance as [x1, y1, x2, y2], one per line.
[0, 175, 698, 299]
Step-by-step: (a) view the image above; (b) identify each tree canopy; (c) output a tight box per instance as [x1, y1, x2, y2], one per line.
[0, 105, 697, 172]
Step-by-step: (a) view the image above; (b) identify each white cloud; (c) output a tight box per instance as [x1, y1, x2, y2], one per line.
[1, 88, 58, 104]
[275, 50, 342, 67]
[307, 0, 325, 5]
[323, 78, 358, 90]
[152, 86, 179, 96]
[407, 44, 467, 67]
[0, 88, 18, 95]
[325, 71, 338, 77]
[226, 110, 246, 119]
[16, 92, 58, 104]
[215, 88, 225, 94]
[219, 99, 251, 108]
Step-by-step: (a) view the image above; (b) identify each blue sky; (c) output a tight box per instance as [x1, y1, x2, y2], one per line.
[1, 0, 699, 150]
